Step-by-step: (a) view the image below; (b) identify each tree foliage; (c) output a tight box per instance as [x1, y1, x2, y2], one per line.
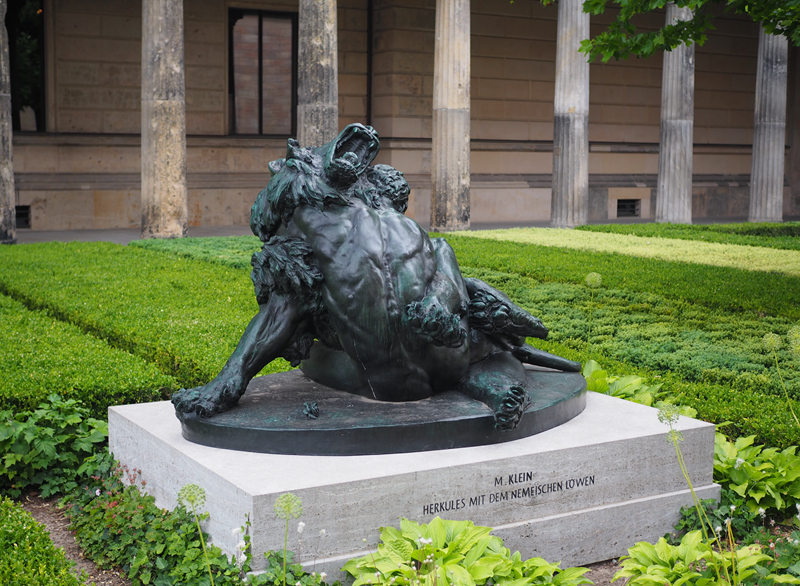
[570, 0, 800, 62]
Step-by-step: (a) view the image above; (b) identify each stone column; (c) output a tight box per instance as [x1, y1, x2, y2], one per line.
[430, 0, 470, 232]
[749, 27, 788, 222]
[1, 0, 16, 244]
[551, 0, 589, 228]
[141, 0, 188, 239]
[298, 0, 338, 147]
[655, 3, 695, 224]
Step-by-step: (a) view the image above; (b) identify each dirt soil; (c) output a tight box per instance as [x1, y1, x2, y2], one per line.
[20, 492, 130, 586]
[20, 491, 622, 585]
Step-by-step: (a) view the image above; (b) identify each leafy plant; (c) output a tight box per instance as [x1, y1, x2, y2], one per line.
[273, 492, 305, 586]
[747, 530, 800, 579]
[256, 550, 327, 586]
[0, 495, 86, 585]
[672, 489, 763, 545]
[714, 434, 800, 518]
[582, 360, 697, 417]
[613, 530, 800, 585]
[178, 483, 217, 586]
[343, 517, 591, 585]
[0, 394, 108, 497]
[762, 330, 800, 427]
[65, 468, 246, 585]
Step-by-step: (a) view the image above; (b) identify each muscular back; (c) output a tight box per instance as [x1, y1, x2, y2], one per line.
[288, 199, 470, 399]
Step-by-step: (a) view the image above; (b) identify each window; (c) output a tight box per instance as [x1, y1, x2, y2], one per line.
[6, 0, 45, 132]
[15, 205, 31, 229]
[616, 199, 641, 218]
[229, 9, 297, 136]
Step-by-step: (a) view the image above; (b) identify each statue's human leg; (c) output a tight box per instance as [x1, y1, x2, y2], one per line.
[459, 351, 531, 431]
[402, 238, 469, 348]
[172, 294, 301, 417]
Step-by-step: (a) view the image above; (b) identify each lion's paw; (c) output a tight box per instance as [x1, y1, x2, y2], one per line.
[493, 385, 530, 431]
[171, 375, 244, 418]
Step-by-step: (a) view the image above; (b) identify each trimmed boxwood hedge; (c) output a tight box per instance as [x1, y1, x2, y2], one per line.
[1, 231, 797, 447]
[0, 496, 84, 585]
[0, 293, 175, 417]
[438, 234, 800, 320]
[134, 235, 800, 448]
[0, 242, 291, 388]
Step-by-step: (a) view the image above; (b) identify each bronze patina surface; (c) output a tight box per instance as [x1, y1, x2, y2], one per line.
[172, 124, 583, 448]
[178, 368, 587, 455]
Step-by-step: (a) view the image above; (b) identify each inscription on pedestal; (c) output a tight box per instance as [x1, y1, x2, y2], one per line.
[422, 470, 597, 516]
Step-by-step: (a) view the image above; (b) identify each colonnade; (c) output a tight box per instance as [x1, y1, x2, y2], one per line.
[0, 0, 791, 240]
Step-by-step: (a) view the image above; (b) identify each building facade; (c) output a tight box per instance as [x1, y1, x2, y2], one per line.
[5, 0, 800, 231]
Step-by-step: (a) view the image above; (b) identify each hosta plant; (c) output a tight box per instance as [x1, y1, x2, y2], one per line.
[613, 530, 800, 585]
[342, 517, 591, 585]
[582, 360, 696, 417]
[714, 434, 800, 519]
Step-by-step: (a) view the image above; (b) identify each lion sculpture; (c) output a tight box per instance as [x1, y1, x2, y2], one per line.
[172, 124, 580, 430]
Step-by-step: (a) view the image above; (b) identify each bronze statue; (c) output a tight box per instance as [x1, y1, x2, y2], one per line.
[172, 124, 580, 430]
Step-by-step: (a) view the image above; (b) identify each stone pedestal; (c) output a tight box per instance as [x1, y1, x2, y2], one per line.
[109, 391, 718, 577]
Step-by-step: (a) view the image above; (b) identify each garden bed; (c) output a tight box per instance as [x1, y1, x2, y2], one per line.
[1, 222, 798, 584]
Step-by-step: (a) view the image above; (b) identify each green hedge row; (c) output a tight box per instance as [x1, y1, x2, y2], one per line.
[576, 221, 800, 250]
[0, 242, 291, 389]
[131, 235, 261, 271]
[438, 234, 800, 320]
[0, 496, 84, 585]
[132, 237, 800, 448]
[0, 293, 175, 417]
[2, 234, 797, 447]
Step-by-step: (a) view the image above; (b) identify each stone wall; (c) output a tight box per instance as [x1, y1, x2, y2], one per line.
[17, 0, 368, 229]
[11, 0, 796, 230]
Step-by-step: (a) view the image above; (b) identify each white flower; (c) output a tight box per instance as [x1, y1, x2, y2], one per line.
[734, 458, 745, 469]
[232, 527, 242, 537]
[95, 488, 101, 496]
[730, 505, 736, 512]
[758, 508, 766, 518]
[319, 572, 328, 580]
[715, 525, 722, 534]
[237, 540, 247, 551]
[297, 521, 306, 534]
[319, 529, 327, 538]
